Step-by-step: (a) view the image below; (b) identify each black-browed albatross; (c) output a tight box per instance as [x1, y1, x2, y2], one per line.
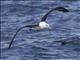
[8, 6, 69, 49]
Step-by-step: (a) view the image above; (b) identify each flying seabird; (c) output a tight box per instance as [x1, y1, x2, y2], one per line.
[8, 6, 69, 49]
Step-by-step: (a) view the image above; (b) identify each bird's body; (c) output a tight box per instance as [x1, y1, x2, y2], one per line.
[39, 21, 51, 29]
[8, 6, 69, 49]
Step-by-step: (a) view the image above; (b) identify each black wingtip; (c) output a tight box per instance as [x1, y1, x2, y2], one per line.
[8, 47, 10, 49]
[54, 7, 69, 12]
[8, 45, 11, 49]
[8, 42, 12, 49]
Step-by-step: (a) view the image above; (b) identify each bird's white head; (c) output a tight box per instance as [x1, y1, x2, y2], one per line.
[39, 22, 51, 30]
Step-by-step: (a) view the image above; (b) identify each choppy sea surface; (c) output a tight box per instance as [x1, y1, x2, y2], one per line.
[1, 0, 80, 60]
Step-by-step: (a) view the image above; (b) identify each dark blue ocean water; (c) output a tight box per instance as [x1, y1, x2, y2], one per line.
[1, 0, 80, 60]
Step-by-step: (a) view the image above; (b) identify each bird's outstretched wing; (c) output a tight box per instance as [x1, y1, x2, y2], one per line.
[54, 7, 69, 12]
[8, 24, 38, 49]
[41, 6, 69, 21]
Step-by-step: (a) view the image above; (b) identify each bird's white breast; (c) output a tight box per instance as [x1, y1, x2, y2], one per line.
[39, 22, 48, 29]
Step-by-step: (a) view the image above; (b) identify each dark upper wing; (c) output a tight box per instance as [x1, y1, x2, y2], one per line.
[41, 8, 55, 21]
[8, 24, 38, 49]
[24, 24, 38, 28]
[54, 7, 69, 12]
[41, 6, 69, 21]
